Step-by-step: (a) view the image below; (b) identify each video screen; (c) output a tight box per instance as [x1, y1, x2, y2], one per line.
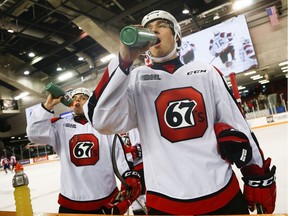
[179, 15, 258, 76]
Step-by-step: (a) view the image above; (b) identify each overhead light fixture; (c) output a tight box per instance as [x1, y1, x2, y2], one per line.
[78, 57, 84, 61]
[238, 86, 246, 90]
[213, 13, 220, 20]
[56, 64, 63, 71]
[14, 92, 29, 100]
[279, 60, 288, 66]
[251, 75, 263, 80]
[101, 54, 116, 63]
[7, 29, 14, 33]
[282, 69, 288, 73]
[24, 70, 30, 75]
[28, 52, 35, 58]
[58, 71, 73, 81]
[244, 71, 256, 76]
[232, 0, 252, 11]
[259, 80, 270, 84]
[281, 66, 288, 70]
[182, 8, 189, 14]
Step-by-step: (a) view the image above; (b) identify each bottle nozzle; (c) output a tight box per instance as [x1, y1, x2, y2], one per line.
[14, 163, 23, 172]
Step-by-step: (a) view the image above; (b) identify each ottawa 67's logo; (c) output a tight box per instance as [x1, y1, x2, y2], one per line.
[155, 87, 207, 142]
[69, 134, 99, 166]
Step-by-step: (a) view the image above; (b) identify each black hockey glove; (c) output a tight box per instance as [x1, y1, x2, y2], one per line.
[214, 122, 252, 168]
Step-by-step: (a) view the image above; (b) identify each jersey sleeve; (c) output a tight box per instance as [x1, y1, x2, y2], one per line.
[84, 55, 137, 135]
[211, 66, 264, 167]
[26, 103, 58, 149]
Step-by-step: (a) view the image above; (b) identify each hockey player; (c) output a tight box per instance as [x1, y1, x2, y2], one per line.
[209, 29, 235, 68]
[84, 10, 276, 215]
[26, 87, 142, 214]
[239, 37, 258, 70]
[10, 154, 17, 172]
[180, 40, 196, 64]
[1, 156, 12, 174]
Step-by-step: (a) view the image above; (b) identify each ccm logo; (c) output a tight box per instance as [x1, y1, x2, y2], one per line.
[248, 175, 275, 188]
[124, 171, 140, 178]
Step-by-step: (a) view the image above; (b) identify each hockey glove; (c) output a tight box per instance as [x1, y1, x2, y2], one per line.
[123, 143, 142, 160]
[120, 170, 142, 200]
[105, 171, 142, 214]
[214, 122, 252, 168]
[241, 157, 276, 213]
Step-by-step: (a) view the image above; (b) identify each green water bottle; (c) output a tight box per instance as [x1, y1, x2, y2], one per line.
[45, 82, 73, 107]
[120, 26, 159, 48]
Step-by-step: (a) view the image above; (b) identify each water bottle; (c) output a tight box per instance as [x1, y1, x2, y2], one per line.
[120, 26, 159, 48]
[12, 163, 33, 216]
[45, 82, 73, 107]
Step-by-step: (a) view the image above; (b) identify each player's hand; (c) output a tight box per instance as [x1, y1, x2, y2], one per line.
[241, 158, 276, 213]
[43, 94, 62, 110]
[103, 171, 142, 215]
[120, 170, 142, 200]
[123, 143, 142, 159]
[119, 41, 151, 64]
[102, 192, 130, 215]
[214, 122, 252, 168]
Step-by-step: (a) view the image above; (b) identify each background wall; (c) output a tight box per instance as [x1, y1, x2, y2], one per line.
[0, 16, 287, 138]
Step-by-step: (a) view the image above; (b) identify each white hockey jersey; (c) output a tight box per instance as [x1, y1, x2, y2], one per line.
[84, 56, 264, 214]
[26, 104, 130, 211]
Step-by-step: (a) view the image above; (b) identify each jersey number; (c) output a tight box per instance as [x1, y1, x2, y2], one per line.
[155, 87, 207, 142]
[69, 134, 99, 166]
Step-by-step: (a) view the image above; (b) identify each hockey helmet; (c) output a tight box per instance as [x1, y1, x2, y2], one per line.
[70, 88, 90, 98]
[141, 10, 181, 48]
[213, 29, 220, 36]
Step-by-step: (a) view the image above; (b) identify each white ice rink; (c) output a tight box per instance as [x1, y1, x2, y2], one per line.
[0, 123, 287, 214]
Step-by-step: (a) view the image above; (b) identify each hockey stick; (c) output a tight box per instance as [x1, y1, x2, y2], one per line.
[112, 134, 148, 214]
[209, 56, 216, 64]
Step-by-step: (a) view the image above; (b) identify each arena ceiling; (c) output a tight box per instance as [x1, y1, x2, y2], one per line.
[0, 0, 286, 102]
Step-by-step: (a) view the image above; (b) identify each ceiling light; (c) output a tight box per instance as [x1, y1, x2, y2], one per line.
[250, 74, 261, 79]
[56, 65, 63, 71]
[14, 92, 29, 100]
[259, 80, 270, 84]
[58, 71, 73, 81]
[281, 66, 288, 70]
[7, 29, 14, 33]
[101, 54, 116, 63]
[182, 8, 189, 14]
[232, 0, 252, 11]
[213, 13, 220, 20]
[252, 75, 263, 80]
[244, 71, 256, 76]
[24, 70, 30, 75]
[238, 86, 246, 90]
[282, 69, 288, 73]
[78, 57, 84, 61]
[279, 60, 288, 66]
[28, 52, 35, 58]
